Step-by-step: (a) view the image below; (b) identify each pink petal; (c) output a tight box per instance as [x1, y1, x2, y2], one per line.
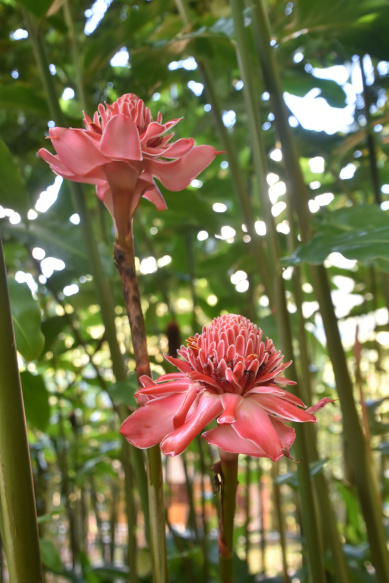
[157, 373, 188, 382]
[120, 392, 188, 448]
[139, 180, 167, 211]
[186, 371, 222, 390]
[252, 394, 316, 423]
[146, 145, 219, 191]
[48, 127, 108, 174]
[271, 417, 296, 451]
[203, 425, 270, 458]
[158, 138, 194, 159]
[136, 380, 193, 396]
[164, 354, 192, 373]
[233, 398, 283, 461]
[218, 393, 242, 424]
[306, 397, 336, 415]
[246, 385, 305, 408]
[161, 393, 223, 456]
[99, 114, 142, 161]
[173, 385, 198, 428]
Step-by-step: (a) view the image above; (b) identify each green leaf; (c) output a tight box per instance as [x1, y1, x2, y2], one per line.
[16, 0, 53, 19]
[107, 377, 138, 409]
[0, 139, 29, 215]
[8, 278, 45, 361]
[274, 458, 328, 488]
[283, 70, 347, 108]
[20, 371, 51, 432]
[284, 205, 389, 270]
[40, 538, 64, 573]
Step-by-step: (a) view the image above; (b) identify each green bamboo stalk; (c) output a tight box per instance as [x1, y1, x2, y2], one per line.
[271, 464, 290, 583]
[217, 451, 239, 583]
[249, 2, 389, 580]
[24, 10, 150, 566]
[174, 0, 274, 302]
[0, 232, 43, 583]
[229, 3, 327, 582]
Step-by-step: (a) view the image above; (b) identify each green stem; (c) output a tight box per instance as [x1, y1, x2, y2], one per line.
[174, 0, 274, 302]
[114, 235, 168, 583]
[25, 12, 150, 567]
[360, 57, 381, 205]
[230, 3, 327, 582]
[216, 451, 239, 583]
[271, 464, 290, 583]
[0, 232, 43, 583]
[249, 1, 389, 581]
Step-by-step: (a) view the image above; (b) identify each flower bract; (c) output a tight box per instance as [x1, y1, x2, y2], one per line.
[121, 314, 332, 460]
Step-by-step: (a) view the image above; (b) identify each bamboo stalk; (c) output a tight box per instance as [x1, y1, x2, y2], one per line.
[24, 11, 149, 571]
[249, 2, 389, 580]
[0, 232, 43, 583]
[174, 0, 274, 303]
[229, 3, 327, 581]
[271, 464, 290, 583]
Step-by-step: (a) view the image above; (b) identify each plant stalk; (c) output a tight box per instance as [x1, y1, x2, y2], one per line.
[114, 234, 168, 583]
[250, 1, 389, 579]
[0, 232, 43, 583]
[230, 2, 327, 581]
[215, 451, 239, 583]
[25, 12, 149, 571]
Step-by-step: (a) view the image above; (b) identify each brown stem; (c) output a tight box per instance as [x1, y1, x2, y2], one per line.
[114, 237, 151, 380]
[113, 233, 168, 583]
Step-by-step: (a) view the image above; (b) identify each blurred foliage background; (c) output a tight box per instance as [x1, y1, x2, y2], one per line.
[0, 0, 389, 581]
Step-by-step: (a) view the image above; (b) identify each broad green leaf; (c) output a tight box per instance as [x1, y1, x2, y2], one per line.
[20, 371, 50, 431]
[0, 140, 29, 215]
[283, 70, 347, 108]
[8, 278, 45, 361]
[284, 205, 389, 270]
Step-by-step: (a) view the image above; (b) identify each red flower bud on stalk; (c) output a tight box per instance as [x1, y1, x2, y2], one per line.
[39, 93, 220, 241]
[121, 314, 333, 460]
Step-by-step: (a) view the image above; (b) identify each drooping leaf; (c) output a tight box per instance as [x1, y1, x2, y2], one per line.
[8, 278, 45, 361]
[40, 538, 64, 572]
[20, 371, 50, 431]
[0, 139, 29, 215]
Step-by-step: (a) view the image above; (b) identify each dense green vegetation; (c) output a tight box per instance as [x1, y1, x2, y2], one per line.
[0, 1, 388, 582]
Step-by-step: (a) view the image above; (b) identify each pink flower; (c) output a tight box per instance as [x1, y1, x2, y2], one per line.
[39, 93, 219, 241]
[121, 314, 332, 460]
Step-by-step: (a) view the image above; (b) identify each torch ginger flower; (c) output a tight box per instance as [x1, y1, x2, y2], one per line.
[121, 314, 332, 460]
[38, 93, 219, 241]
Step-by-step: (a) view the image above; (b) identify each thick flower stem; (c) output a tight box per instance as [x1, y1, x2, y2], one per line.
[216, 451, 239, 583]
[0, 233, 43, 583]
[249, 1, 389, 580]
[114, 235, 168, 583]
